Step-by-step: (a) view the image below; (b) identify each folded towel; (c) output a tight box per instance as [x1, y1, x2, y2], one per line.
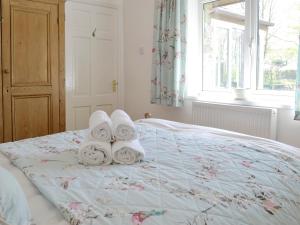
[88, 111, 112, 142]
[111, 110, 137, 141]
[79, 141, 112, 166]
[112, 140, 145, 165]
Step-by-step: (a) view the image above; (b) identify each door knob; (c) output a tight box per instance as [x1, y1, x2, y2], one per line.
[112, 80, 118, 93]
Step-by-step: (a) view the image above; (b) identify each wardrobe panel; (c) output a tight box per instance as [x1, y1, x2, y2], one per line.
[93, 39, 115, 95]
[73, 106, 90, 130]
[95, 11, 114, 38]
[74, 35, 91, 96]
[70, 8, 91, 29]
[11, 6, 50, 86]
[92, 9, 117, 96]
[12, 95, 51, 140]
[94, 104, 113, 115]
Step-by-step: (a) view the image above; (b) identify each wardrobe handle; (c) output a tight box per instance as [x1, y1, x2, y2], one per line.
[112, 80, 118, 93]
[92, 28, 96, 37]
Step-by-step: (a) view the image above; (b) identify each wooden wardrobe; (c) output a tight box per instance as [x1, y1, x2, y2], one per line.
[0, 0, 65, 142]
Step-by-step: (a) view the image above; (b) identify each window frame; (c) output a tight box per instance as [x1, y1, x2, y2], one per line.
[193, 0, 295, 98]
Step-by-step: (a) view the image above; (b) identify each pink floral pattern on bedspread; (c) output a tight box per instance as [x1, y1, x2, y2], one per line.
[0, 124, 300, 225]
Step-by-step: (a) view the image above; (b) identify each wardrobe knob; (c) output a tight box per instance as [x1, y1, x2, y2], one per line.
[3, 69, 9, 74]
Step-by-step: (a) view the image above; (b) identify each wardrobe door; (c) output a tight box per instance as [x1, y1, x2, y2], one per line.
[2, 0, 60, 141]
[65, 2, 121, 131]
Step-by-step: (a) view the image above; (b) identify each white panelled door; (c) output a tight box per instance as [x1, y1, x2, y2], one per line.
[65, 1, 123, 130]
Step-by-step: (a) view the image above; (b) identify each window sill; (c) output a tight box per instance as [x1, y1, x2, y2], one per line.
[186, 91, 294, 110]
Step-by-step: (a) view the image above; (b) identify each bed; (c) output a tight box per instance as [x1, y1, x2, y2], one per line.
[0, 119, 300, 225]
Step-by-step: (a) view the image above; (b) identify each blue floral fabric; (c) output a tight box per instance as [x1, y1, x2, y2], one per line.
[151, 0, 187, 107]
[1, 121, 300, 225]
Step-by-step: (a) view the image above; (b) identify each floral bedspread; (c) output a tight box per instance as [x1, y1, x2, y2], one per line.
[0, 122, 300, 225]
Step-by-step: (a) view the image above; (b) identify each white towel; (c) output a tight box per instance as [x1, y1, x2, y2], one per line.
[112, 140, 145, 165]
[88, 111, 112, 142]
[79, 141, 112, 166]
[111, 110, 137, 141]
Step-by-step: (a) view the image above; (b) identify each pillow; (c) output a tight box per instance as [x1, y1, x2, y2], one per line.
[0, 167, 31, 225]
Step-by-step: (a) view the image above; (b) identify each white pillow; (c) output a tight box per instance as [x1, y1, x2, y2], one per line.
[0, 167, 31, 225]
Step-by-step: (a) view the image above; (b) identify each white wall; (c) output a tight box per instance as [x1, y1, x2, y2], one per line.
[123, 0, 300, 148]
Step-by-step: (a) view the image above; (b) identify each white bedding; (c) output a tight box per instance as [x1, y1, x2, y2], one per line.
[0, 150, 68, 225]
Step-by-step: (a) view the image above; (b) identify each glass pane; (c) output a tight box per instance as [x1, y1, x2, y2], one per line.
[203, 0, 246, 90]
[258, 0, 300, 91]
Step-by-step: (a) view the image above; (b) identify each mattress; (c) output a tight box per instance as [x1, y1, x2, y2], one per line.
[0, 119, 300, 225]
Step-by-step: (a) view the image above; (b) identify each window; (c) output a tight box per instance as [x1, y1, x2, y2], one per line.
[187, 0, 300, 95]
[203, 0, 247, 90]
[258, 0, 300, 91]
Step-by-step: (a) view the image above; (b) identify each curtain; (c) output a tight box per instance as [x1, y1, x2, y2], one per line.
[295, 35, 300, 120]
[151, 0, 188, 107]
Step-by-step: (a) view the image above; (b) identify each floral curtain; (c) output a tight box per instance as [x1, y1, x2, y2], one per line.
[295, 35, 300, 120]
[151, 0, 187, 107]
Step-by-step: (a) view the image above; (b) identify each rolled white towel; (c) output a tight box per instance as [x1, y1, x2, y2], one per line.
[88, 111, 112, 142]
[79, 141, 112, 166]
[111, 110, 137, 141]
[112, 140, 145, 165]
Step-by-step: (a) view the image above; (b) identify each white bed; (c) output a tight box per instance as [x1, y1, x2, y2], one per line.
[1, 119, 300, 225]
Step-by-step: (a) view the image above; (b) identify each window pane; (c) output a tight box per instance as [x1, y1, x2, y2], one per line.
[258, 0, 300, 91]
[203, 0, 246, 90]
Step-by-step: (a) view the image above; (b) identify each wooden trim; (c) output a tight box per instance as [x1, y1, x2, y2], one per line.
[2, 0, 12, 142]
[0, 0, 3, 142]
[58, 0, 65, 131]
[20, 0, 60, 4]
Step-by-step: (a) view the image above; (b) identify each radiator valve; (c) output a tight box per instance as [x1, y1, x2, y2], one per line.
[144, 113, 152, 119]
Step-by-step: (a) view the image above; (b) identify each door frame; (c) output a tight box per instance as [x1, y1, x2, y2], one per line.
[65, 0, 124, 130]
[58, 0, 66, 132]
[1, 0, 10, 142]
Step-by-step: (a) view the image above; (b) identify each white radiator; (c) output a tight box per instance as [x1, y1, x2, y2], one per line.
[192, 101, 278, 139]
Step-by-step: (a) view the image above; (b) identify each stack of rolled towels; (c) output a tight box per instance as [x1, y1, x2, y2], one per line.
[78, 109, 145, 166]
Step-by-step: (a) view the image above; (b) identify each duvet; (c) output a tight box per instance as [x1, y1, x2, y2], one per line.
[0, 119, 300, 225]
